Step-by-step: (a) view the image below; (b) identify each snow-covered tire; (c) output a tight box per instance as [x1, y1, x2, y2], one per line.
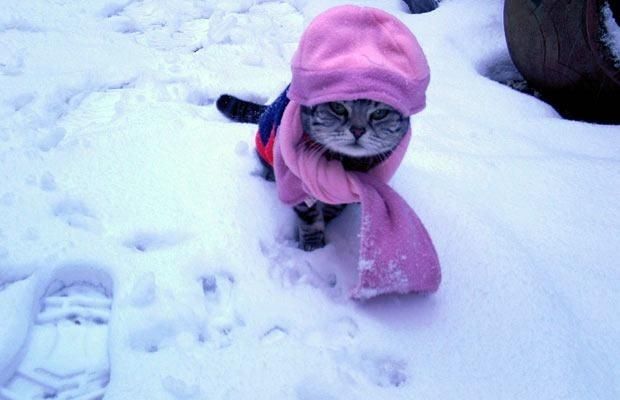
[586, 0, 620, 84]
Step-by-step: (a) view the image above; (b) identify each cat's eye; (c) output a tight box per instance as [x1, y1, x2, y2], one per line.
[328, 102, 347, 116]
[370, 109, 390, 120]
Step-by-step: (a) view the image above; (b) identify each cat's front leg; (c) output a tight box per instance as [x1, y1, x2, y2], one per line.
[322, 203, 347, 224]
[293, 201, 326, 251]
[257, 156, 275, 182]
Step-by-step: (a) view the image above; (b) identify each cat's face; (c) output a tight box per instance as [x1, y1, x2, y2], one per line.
[300, 100, 409, 158]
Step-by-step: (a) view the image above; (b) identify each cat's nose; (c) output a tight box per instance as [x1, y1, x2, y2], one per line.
[350, 126, 366, 139]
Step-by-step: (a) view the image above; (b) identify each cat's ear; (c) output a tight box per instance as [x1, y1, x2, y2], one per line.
[300, 105, 312, 115]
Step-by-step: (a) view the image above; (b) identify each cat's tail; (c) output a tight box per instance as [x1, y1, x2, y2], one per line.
[216, 94, 267, 124]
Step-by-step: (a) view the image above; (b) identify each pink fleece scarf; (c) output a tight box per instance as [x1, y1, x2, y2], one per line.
[274, 100, 441, 299]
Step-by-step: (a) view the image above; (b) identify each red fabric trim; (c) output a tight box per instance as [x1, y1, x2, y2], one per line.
[255, 129, 276, 167]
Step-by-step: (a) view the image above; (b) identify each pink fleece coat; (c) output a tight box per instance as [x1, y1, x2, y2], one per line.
[274, 5, 441, 299]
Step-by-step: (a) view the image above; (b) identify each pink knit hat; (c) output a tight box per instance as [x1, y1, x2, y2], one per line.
[287, 5, 430, 116]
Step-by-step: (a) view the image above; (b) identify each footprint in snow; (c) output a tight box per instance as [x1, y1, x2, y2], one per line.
[129, 322, 176, 354]
[302, 316, 359, 352]
[36, 128, 66, 152]
[0, 52, 25, 77]
[302, 317, 407, 389]
[260, 325, 289, 345]
[1, 193, 16, 207]
[123, 231, 189, 253]
[200, 272, 245, 348]
[53, 199, 103, 233]
[334, 352, 409, 389]
[0, 268, 114, 400]
[39, 172, 57, 192]
[99, 2, 129, 18]
[259, 239, 339, 296]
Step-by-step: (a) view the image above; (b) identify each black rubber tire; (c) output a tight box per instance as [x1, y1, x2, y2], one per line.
[504, 0, 620, 124]
[403, 0, 440, 14]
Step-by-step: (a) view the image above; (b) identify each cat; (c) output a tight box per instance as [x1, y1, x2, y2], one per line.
[216, 93, 410, 251]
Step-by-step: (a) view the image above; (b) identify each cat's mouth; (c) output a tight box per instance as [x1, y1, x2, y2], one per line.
[307, 136, 379, 158]
[338, 143, 375, 157]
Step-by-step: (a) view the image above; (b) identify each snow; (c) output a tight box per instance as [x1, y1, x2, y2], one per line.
[602, 2, 620, 67]
[1, 0, 619, 399]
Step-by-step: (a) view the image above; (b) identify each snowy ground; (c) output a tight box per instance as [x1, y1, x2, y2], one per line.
[1, 0, 619, 399]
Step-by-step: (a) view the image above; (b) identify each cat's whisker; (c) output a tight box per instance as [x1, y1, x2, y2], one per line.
[310, 143, 328, 156]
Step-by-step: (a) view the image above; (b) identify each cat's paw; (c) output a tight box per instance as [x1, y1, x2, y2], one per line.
[299, 231, 326, 252]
